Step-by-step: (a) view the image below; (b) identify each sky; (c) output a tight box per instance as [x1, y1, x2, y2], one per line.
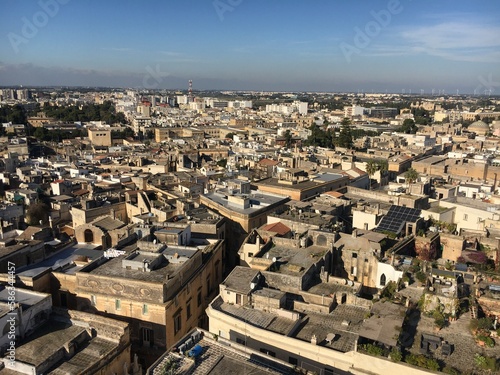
[0, 0, 499, 93]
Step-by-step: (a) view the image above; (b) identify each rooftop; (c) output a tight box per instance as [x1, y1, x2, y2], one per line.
[202, 190, 288, 216]
[260, 245, 328, 276]
[149, 328, 296, 375]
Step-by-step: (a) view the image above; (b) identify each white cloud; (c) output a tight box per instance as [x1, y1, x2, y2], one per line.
[399, 21, 500, 62]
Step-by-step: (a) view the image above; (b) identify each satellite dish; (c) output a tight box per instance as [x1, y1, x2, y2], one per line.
[250, 282, 256, 290]
[272, 257, 277, 263]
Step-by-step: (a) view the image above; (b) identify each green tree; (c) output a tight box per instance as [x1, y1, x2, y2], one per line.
[398, 119, 418, 134]
[365, 160, 377, 190]
[284, 129, 293, 148]
[337, 121, 353, 149]
[26, 202, 50, 226]
[404, 168, 418, 193]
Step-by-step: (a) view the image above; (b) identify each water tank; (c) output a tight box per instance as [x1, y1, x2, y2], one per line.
[188, 344, 203, 357]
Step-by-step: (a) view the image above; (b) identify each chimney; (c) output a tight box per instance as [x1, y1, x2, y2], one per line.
[352, 229, 357, 238]
[311, 334, 317, 345]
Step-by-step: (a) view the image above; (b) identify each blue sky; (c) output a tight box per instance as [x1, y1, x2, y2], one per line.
[1, 0, 499, 92]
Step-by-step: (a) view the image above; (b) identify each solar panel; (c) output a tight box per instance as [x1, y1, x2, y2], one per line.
[376, 205, 422, 235]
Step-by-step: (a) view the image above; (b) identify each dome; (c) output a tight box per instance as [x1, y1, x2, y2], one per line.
[468, 120, 489, 135]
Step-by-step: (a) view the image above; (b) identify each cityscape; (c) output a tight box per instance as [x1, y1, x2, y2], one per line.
[1, 1, 500, 375]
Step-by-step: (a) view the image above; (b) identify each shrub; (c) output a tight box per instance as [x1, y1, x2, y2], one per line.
[405, 354, 440, 371]
[360, 343, 384, 356]
[416, 271, 427, 283]
[469, 317, 493, 332]
[442, 366, 460, 375]
[390, 348, 402, 362]
[474, 353, 498, 371]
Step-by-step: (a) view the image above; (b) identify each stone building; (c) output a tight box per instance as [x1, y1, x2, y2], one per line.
[68, 234, 224, 368]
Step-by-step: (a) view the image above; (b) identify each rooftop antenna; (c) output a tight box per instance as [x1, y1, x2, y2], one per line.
[188, 79, 193, 103]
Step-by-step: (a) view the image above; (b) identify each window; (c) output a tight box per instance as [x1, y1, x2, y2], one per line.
[174, 313, 182, 334]
[206, 275, 211, 295]
[236, 337, 246, 345]
[289, 357, 298, 366]
[142, 304, 148, 315]
[352, 253, 357, 258]
[142, 327, 153, 347]
[463, 214, 468, 221]
[186, 300, 191, 319]
[91, 295, 96, 306]
[60, 292, 67, 308]
[364, 223, 368, 230]
[115, 299, 121, 310]
[197, 289, 202, 307]
[364, 258, 368, 263]
[248, 252, 254, 258]
[380, 274, 386, 286]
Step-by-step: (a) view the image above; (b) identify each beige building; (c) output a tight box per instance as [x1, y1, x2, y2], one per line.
[88, 127, 112, 147]
[207, 266, 430, 375]
[68, 235, 224, 368]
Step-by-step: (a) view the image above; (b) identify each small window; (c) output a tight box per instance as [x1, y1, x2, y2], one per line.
[197, 290, 202, 307]
[115, 299, 121, 310]
[142, 304, 148, 315]
[463, 214, 468, 221]
[186, 301, 191, 319]
[174, 314, 182, 334]
[289, 357, 298, 366]
[352, 253, 357, 258]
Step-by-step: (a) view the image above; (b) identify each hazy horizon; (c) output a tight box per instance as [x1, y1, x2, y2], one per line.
[1, 0, 499, 94]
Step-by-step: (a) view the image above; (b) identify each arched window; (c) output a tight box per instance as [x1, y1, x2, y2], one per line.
[380, 273, 386, 286]
[84, 229, 94, 243]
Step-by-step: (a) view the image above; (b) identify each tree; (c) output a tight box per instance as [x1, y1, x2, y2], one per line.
[365, 160, 377, 190]
[404, 168, 418, 193]
[398, 119, 418, 134]
[284, 129, 293, 148]
[337, 121, 353, 149]
[26, 202, 50, 226]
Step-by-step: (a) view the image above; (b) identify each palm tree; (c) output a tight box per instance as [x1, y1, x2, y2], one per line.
[366, 160, 377, 190]
[404, 168, 419, 194]
[378, 160, 389, 186]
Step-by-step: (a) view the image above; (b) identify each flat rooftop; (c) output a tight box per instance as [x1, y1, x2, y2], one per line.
[150, 329, 296, 375]
[260, 245, 328, 276]
[87, 245, 199, 283]
[0, 286, 48, 310]
[202, 190, 288, 215]
[16, 244, 101, 278]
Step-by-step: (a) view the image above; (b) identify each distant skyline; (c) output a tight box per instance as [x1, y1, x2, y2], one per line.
[1, 0, 499, 93]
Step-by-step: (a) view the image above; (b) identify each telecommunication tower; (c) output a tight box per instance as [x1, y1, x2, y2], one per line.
[188, 80, 193, 102]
